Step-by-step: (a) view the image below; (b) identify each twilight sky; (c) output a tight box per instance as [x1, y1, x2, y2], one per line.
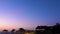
[0, 0, 60, 30]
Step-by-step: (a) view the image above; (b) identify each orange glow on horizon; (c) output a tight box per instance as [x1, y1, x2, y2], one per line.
[0, 25, 17, 31]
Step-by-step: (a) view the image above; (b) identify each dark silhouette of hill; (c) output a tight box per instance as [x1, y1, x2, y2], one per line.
[35, 23, 60, 34]
[11, 29, 15, 34]
[16, 28, 25, 34]
[2, 29, 8, 34]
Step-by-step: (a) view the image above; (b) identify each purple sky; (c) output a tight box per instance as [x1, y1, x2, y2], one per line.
[0, 0, 60, 30]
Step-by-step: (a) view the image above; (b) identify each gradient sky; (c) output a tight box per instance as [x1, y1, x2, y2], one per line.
[0, 0, 60, 30]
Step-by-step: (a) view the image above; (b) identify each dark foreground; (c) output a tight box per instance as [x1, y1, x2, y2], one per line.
[0, 23, 60, 34]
